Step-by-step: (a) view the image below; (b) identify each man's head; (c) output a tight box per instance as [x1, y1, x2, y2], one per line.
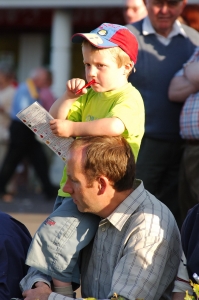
[30, 67, 52, 89]
[144, 0, 187, 37]
[63, 136, 135, 217]
[123, 0, 148, 24]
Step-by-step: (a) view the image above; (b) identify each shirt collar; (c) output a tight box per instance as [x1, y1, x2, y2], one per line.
[106, 179, 146, 231]
[142, 16, 187, 45]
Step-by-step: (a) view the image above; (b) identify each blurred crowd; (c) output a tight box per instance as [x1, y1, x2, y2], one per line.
[0, 65, 59, 202]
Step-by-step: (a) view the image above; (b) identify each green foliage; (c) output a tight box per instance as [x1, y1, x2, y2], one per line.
[185, 281, 199, 300]
[184, 290, 196, 300]
[191, 281, 199, 298]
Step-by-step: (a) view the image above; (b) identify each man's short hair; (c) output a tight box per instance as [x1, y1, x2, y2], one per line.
[69, 136, 135, 192]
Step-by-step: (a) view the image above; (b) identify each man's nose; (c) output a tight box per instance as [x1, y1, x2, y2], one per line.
[63, 181, 73, 194]
[160, 3, 169, 13]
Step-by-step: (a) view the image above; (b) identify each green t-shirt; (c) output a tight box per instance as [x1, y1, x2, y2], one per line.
[58, 82, 145, 197]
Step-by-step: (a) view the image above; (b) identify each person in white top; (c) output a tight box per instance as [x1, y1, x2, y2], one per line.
[0, 64, 16, 167]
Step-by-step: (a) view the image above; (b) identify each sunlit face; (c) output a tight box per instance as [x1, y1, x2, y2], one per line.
[145, 0, 187, 37]
[123, 0, 148, 23]
[82, 43, 128, 93]
[63, 148, 104, 216]
[33, 70, 48, 89]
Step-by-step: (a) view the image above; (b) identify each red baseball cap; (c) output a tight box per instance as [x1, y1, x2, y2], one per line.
[72, 23, 138, 64]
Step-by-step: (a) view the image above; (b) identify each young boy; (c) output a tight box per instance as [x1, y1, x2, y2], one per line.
[25, 23, 145, 297]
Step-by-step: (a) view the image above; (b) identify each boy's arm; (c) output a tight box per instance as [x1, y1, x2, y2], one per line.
[169, 62, 199, 102]
[49, 78, 88, 119]
[50, 117, 125, 137]
[49, 91, 75, 119]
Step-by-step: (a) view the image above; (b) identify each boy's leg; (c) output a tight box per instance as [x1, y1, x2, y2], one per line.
[53, 281, 74, 297]
[26, 197, 100, 284]
[53, 195, 64, 211]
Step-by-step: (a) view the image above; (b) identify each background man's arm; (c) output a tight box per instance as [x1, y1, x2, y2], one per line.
[169, 74, 198, 102]
[184, 61, 199, 89]
[169, 61, 199, 102]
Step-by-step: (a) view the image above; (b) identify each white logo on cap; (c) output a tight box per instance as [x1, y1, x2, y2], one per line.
[97, 29, 108, 36]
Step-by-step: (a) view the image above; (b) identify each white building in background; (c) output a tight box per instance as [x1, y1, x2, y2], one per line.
[0, 0, 197, 97]
[0, 0, 126, 97]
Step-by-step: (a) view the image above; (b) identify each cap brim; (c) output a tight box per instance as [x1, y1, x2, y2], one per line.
[71, 33, 117, 49]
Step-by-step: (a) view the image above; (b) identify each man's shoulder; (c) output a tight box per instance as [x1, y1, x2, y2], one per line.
[140, 189, 170, 215]
[126, 20, 144, 35]
[181, 23, 199, 36]
[0, 211, 13, 223]
[182, 203, 199, 235]
[181, 24, 199, 46]
[137, 189, 179, 233]
[0, 212, 15, 239]
[0, 211, 31, 240]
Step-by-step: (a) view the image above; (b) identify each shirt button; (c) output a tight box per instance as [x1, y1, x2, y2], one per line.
[101, 227, 106, 232]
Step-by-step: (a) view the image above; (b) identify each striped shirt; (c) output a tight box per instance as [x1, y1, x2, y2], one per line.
[179, 47, 199, 139]
[21, 180, 181, 300]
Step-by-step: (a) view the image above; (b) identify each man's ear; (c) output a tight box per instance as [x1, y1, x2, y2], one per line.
[97, 176, 108, 195]
[180, 0, 187, 13]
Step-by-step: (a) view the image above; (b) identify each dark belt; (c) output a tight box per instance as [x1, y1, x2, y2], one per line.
[186, 139, 199, 145]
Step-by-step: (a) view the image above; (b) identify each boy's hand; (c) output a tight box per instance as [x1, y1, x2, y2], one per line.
[67, 78, 88, 97]
[50, 119, 74, 137]
[22, 282, 51, 300]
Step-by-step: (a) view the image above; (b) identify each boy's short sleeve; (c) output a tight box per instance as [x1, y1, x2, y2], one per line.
[68, 96, 85, 122]
[106, 88, 144, 136]
[106, 85, 145, 160]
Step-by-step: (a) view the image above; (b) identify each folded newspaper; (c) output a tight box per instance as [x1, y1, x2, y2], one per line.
[16, 101, 74, 161]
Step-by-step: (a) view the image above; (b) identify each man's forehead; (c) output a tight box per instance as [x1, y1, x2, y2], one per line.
[66, 146, 85, 165]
